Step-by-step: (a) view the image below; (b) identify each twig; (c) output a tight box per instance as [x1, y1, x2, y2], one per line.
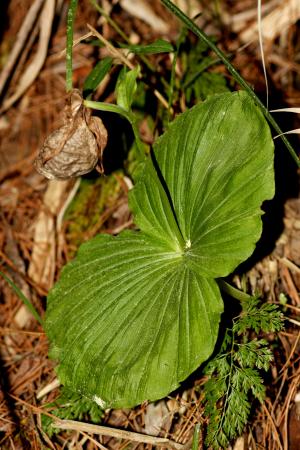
[275, 303, 300, 313]
[285, 317, 300, 327]
[261, 403, 283, 450]
[282, 377, 298, 450]
[87, 24, 134, 70]
[53, 419, 186, 450]
[279, 331, 300, 374]
[37, 378, 60, 399]
[0, 327, 44, 336]
[57, 31, 94, 58]
[79, 431, 108, 450]
[279, 257, 300, 275]
[271, 370, 288, 415]
[9, 393, 60, 420]
[0, 250, 48, 296]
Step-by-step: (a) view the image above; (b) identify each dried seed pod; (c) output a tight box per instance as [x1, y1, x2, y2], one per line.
[34, 89, 107, 179]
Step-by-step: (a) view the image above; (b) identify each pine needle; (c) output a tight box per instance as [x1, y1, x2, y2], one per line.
[271, 108, 300, 113]
[274, 128, 300, 139]
[258, 0, 269, 109]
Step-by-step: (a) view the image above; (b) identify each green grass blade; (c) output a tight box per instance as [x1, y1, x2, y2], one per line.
[0, 270, 43, 326]
[191, 423, 201, 450]
[66, 0, 78, 92]
[84, 100, 145, 160]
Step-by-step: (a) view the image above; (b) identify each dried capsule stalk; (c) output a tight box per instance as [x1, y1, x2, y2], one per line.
[35, 89, 107, 179]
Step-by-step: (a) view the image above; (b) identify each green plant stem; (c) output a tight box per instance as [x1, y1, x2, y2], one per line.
[161, 0, 300, 167]
[83, 100, 145, 160]
[168, 28, 186, 119]
[168, 50, 177, 118]
[216, 332, 235, 440]
[0, 271, 43, 326]
[66, 0, 78, 92]
[218, 279, 251, 302]
[191, 423, 201, 450]
[131, 120, 145, 160]
[90, 0, 128, 42]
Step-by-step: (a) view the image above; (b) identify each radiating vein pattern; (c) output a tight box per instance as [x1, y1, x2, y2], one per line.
[138, 91, 275, 277]
[46, 232, 223, 408]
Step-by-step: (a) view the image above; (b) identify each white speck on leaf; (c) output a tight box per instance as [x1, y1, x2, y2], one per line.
[93, 395, 106, 408]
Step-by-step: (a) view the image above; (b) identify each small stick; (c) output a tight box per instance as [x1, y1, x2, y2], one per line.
[87, 24, 134, 70]
[282, 379, 298, 450]
[286, 317, 300, 327]
[53, 419, 185, 450]
[280, 257, 300, 275]
[37, 378, 60, 399]
[57, 31, 94, 58]
[261, 403, 283, 450]
[279, 331, 300, 374]
[79, 431, 108, 450]
[0, 327, 44, 336]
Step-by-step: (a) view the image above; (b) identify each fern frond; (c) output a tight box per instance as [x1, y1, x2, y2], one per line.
[234, 297, 284, 334]
[204, 297, 283, 449]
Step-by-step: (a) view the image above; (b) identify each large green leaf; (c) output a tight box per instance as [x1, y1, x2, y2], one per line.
[46, 91, 274, 408]
[46, 232, 223, 408]
[130, 91, 274, 277]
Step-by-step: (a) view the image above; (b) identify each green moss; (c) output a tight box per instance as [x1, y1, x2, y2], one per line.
[64, 172, 124, 256]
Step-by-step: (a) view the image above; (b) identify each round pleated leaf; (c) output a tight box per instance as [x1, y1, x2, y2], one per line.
[46, 232, 223, 408]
